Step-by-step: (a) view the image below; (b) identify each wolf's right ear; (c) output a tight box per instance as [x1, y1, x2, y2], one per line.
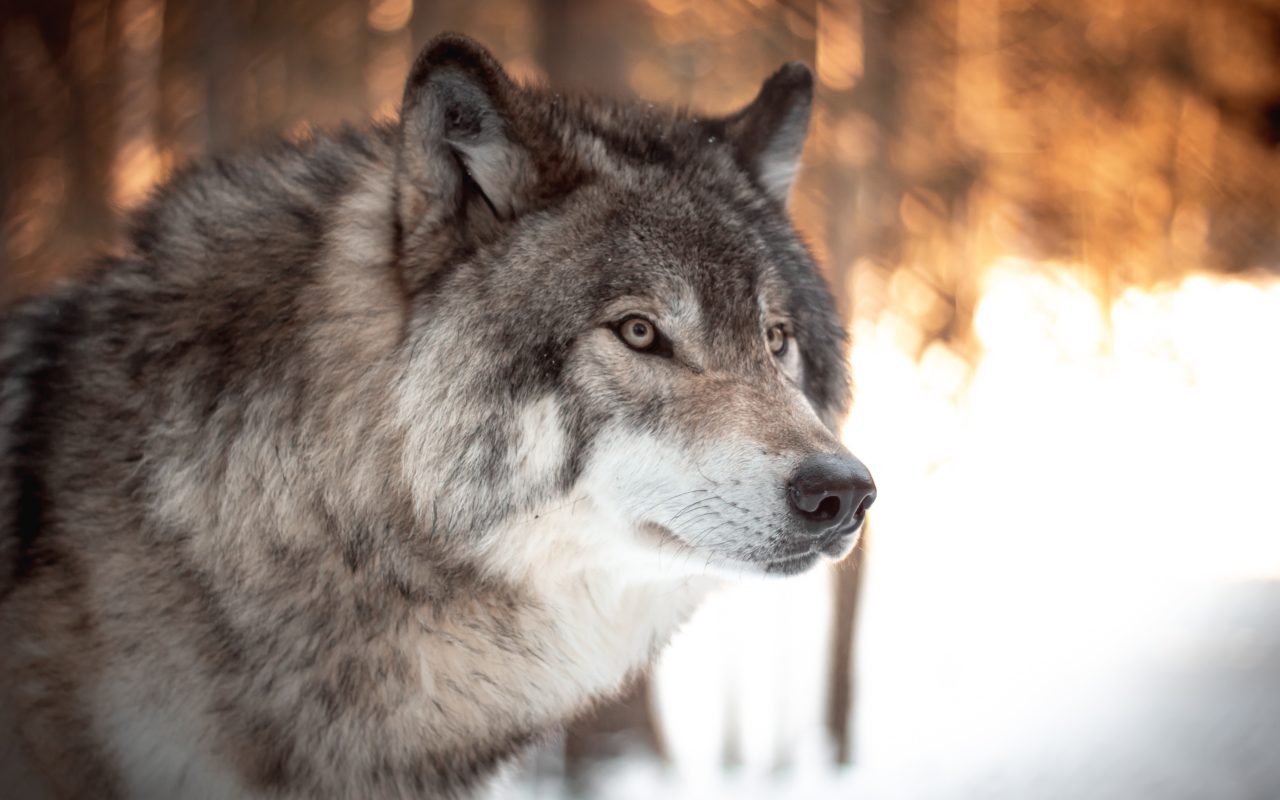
[721, 62, 814, 204]
[396, 35, 535, 235]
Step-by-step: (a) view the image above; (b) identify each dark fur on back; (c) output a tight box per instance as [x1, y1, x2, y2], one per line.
[0, 34, 856, 799]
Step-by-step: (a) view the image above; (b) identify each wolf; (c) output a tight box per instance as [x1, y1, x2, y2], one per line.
[0, 33, 875, 799]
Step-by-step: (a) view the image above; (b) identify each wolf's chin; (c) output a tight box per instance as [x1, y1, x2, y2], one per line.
[705, 551, 825, 578]
[734, 531, 863, 577]
[636, 520, 862, 578]
[675, 547, 822, 579]
[758, 550, 824, 576]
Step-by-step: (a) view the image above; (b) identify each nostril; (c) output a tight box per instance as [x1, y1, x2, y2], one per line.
[856, 488, 877, 517]
[812, 495, 841, 522]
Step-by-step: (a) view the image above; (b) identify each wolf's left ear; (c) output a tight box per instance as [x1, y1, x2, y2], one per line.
[721, 63, 814, 204]
[397, 34, 535, 228]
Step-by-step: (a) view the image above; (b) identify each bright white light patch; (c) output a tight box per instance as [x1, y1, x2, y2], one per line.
[851, 260, 1280, 773]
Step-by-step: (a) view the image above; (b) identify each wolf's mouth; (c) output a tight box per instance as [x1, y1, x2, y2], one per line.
[818, 521, 863, 557]
[756, 518, 863, 572]
[640, 516, 861, 576]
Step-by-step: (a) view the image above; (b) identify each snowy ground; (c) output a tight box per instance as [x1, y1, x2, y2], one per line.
[501, 580, 1280, 799]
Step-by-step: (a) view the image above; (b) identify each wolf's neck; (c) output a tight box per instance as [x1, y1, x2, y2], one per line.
[415, 569, 706, 734]
[404, 502, 714, 750]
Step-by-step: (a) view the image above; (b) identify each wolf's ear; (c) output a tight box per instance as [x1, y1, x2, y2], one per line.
[397, 34, 534, 228]
[722, 63, 814, 204]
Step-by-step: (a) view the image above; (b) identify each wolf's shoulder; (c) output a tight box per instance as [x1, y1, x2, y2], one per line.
[120, 123, 398, 287]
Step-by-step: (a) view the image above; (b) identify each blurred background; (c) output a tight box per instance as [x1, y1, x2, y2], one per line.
[3, 0, 1280, 797]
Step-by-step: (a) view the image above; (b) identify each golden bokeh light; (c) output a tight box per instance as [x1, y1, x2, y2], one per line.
[368, 0, 413, 33]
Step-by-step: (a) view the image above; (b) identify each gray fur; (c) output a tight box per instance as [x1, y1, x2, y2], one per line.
[0, 34, 868, 799]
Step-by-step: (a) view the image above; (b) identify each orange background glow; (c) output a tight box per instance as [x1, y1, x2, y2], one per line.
[3, 1, 1279, 796]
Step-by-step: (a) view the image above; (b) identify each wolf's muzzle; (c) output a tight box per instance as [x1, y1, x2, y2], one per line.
[787, 453, 877, 540]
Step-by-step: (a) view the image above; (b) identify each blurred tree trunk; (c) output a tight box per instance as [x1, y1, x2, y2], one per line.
[850, 0, 908, 271]
[200, 0, 243, 151]
[827, 527, 867, 764]
[819, 0, 913, 765]
[67, 0, 117, 252]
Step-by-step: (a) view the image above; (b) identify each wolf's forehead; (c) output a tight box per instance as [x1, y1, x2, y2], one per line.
[592, 203, 794, 325]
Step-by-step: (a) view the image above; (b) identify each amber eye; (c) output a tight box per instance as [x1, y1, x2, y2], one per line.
[767, 324, 789, 357]
[619, 316, 657, 351]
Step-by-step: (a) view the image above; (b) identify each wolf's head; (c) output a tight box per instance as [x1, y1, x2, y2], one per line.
[393, 35, 874, 581]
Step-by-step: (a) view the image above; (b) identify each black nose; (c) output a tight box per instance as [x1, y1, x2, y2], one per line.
[787, 453, 876, 535]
